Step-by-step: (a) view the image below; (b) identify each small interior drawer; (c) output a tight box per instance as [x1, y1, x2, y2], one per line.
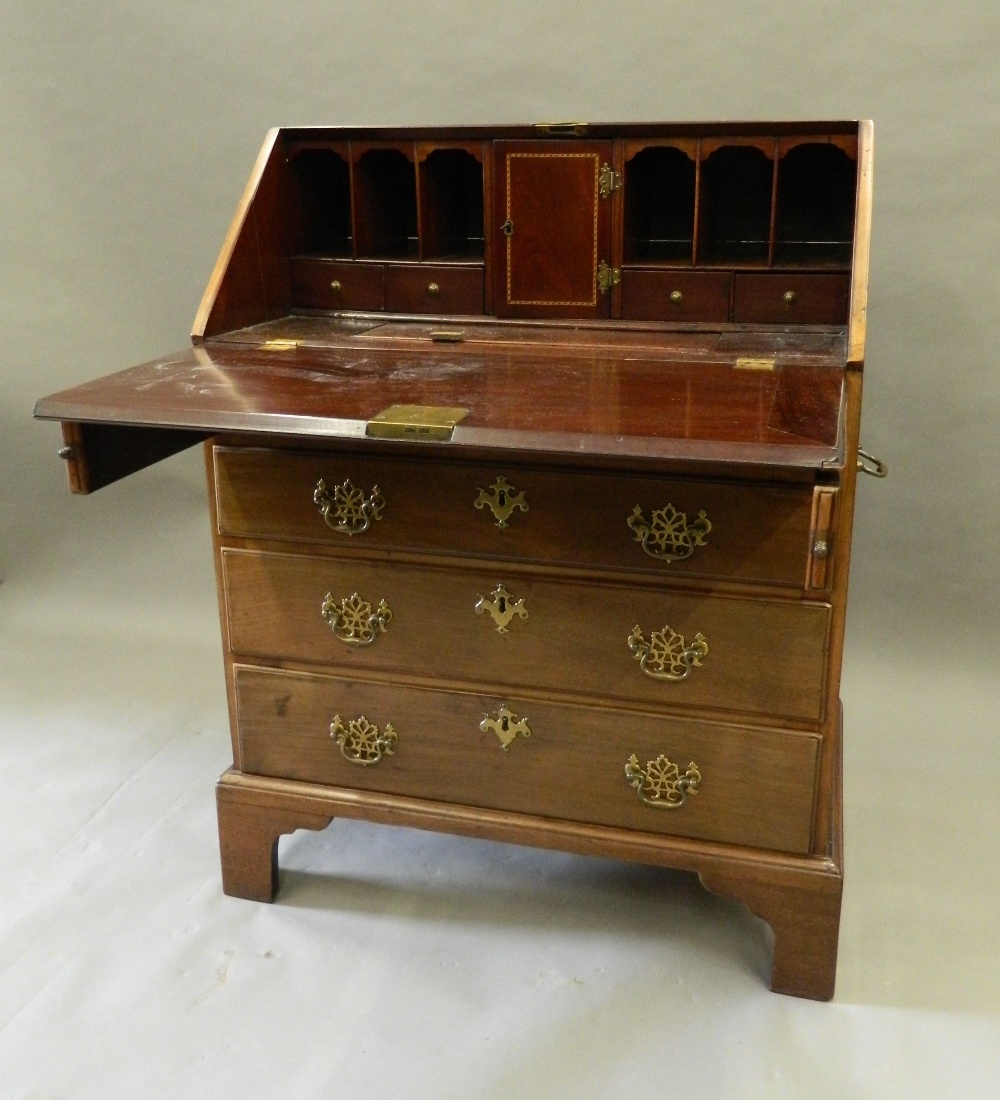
[732, 273, 850, 324]
[620, 269, 731, 322]
[290, 259, 385, 311]
[385, 263, 484, 314]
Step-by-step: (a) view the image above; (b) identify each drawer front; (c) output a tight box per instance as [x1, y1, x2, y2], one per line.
[384, 263, 484, 314]
[234, 666, 820, 854]
[732, 273, 850, 324]
[222, 549, 830, 722]
[620, 269, 731, 322]
[290, 259, 385, 311]
[214, 447, 817, 587]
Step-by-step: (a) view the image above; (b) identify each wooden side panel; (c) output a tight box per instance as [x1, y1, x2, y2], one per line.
[193, 129, 283, 341]
[848, 120, 874, 368]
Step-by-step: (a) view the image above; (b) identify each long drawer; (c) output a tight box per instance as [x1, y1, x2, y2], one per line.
[234, 665, 820, 854]
[213, 447, 818, 587]
[222, 549, 830, 722]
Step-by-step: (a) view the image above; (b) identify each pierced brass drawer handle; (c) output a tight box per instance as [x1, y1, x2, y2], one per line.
[321, 592, 392, 646]
[474, 475, 528, 528]
[313, 478, 385, 535]
[627, 504, 711, 562]
[480, 705, 531, 751]
[331, 714, 397, 766]
[628, 624, 708, 681]
[625, 753, 701, 809]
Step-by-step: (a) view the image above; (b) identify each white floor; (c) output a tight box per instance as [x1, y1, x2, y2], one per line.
[2, 462, 998, 1099]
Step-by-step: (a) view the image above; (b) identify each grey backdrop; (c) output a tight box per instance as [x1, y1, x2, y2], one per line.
[2, 3, 999, 1086]
[4, 1, 997, 655]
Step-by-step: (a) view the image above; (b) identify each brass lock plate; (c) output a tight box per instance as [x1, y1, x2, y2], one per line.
[366, 404, 469, 442]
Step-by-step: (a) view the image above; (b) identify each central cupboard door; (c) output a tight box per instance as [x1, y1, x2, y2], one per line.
[493, 140, 614, 319]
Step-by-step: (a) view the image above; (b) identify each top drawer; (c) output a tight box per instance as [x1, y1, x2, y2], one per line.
[213, 447, 820, 587]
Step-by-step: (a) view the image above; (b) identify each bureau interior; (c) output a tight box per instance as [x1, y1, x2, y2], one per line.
[277, 125, 859, 325]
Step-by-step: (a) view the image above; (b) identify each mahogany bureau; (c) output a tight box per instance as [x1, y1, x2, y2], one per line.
[35, 121, 881, 1000]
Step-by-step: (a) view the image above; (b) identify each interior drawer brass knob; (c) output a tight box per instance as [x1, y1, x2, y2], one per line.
[628, 623, 708, 681]
[331, 714, 398, 766]
[474, 475, 528, 528]
[330, 280, 342, 293]
[625, 753, 701, 808]
[627, 503, 711, 562]
[669, 290, 683, 304]
[783, 290, 797, 303]
[427, 282, 440, 295]
[321, 592, 392, 646]
[313, 478, 385, 535]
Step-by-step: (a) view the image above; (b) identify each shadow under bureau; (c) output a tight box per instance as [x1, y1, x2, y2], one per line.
[35, 121, 879, 1001]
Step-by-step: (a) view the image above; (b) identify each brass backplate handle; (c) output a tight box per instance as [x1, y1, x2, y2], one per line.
[629, 624, 708, 681]
[857, 447, 888, 478]
[474, 476, 528, 528]
[480, 705, 532, 751]
[314, 478, 385, 535]
[625, 754, 701, 809]
[628, 504, 711, 562]
[331, 714, 398, 766]
[321, 592, 392, 646]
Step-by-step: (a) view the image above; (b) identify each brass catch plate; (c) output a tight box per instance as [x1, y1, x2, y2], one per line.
[260, 338, 302, 351]
[366, 404, 469, 442]
[734, 357, 776, 371]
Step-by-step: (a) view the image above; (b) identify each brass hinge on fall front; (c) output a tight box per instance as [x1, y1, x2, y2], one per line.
[366, 404, 469, 442]
[597, 260, 621, 294]
[599, 162, 622, 198]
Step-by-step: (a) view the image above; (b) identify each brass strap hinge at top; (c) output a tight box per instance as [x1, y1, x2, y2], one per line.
[598, 162, 622, 199]
[533, 122, 588, 135]
[597, 260, 621, 294]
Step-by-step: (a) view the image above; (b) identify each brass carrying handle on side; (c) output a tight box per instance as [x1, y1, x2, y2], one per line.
[857, 447, 888, 478]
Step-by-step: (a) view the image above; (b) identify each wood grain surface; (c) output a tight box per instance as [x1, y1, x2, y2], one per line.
[220, 548, 831, 722]
[233, 664, 820, 853]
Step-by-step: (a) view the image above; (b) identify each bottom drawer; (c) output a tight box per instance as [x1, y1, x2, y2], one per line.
[234, 666, 820, 854]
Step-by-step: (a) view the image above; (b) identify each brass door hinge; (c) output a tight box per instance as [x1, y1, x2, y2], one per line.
[597, 260, 621, 294]
[599, 162, 622, 198]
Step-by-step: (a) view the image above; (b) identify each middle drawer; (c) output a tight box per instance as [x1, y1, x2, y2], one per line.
[222, 548, 830, 723]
